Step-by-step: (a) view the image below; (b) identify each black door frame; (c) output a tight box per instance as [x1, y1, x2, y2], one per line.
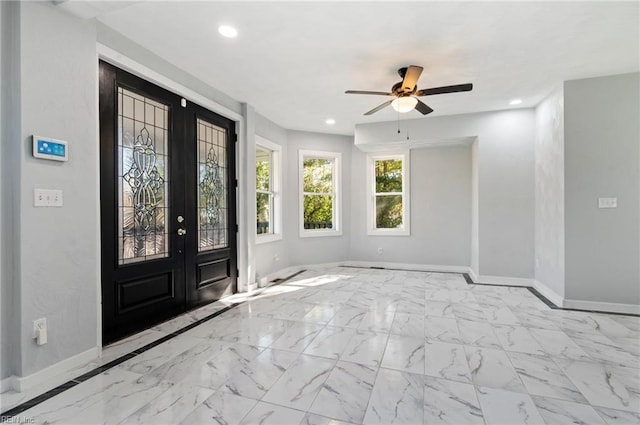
[99, 60, 238, 344]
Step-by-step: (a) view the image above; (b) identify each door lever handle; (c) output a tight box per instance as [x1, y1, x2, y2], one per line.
[177, 228, 187, 236]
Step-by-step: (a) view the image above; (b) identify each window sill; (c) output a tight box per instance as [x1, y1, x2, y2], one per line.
[256, 233, 283, 245]
[299, 229, 343, 238]
[367, 228, 410, 236]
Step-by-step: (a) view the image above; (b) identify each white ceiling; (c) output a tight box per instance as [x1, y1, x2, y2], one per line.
[66, 1, 639, 135]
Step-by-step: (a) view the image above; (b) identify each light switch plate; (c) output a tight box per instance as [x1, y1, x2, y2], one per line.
[598, 197, 617, 209]
[34, 189, 63, 207]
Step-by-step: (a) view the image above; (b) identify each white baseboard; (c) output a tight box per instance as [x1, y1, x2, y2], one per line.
[1, 376, 12, 392]
[475, 275, 535, 287]
[563, 298, 640, 315]
[9, 346, 99, 393]
[341, 260, 469, 274]
[467, 267, 478, 282]
[533, 279, 564, 308]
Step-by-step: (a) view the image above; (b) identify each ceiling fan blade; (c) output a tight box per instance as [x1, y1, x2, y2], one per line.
[345, 90, 394, 96]
[415, 83, 473, 96]
[414, 99, 434, 115]
[402, 65, 424, 92]
[364, 99, 393, 115]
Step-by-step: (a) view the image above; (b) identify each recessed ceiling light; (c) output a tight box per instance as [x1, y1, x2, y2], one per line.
[325, 118, 336, 125]
[509, 99, 523, 105]
[218, 25, 238, 38]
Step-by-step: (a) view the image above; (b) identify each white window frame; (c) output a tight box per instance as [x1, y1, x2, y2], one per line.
[299, 149, 342, 238]
[366, 151, 411, 236]
[255, 136, 282, 244]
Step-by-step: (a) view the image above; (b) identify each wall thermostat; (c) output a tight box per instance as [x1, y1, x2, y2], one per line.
[32, 135, 68, 162]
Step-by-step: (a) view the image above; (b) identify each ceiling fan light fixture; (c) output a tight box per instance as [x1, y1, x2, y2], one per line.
[391, 96, 418, 113]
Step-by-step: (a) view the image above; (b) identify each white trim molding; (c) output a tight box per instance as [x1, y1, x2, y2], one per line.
[533, 279, 564, 308]
[474, 275, 535, 287]
[366, 151, 411, 236]
[8, 346, 99, 393]
[563, 299, 640, 315]
[298, 149, 343, 238]
[344, 261, 469, 274]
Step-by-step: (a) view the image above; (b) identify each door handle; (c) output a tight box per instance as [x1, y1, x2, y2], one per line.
[177, 228, 187, 236]
[177, 215, 184, 223]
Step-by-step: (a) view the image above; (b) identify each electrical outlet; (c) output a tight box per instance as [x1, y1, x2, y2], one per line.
[273, 254, 280, 262]
[377, 248, 383, 255]
[33, 318, 48, 345]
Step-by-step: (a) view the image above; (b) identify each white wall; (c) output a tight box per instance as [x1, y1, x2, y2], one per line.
[534, 87, 565, 297]
[564, 73, 640, 305]
[355, 109, 536, 279]
[15, 2, 99, 376]
[350, 145, 472, 266]
[284, 130, 353, 267]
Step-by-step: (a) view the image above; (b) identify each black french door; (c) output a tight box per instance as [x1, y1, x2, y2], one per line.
[99, 61, 237, 344]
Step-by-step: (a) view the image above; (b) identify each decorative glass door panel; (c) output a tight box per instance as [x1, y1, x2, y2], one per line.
[197, 119, 228, 251]
[101, 61, 237, 344]
[117, 88, 170, 264]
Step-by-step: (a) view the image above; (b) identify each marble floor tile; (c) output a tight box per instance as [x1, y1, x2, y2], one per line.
[308, 361, 376, 423]
[268, 321, 325, 353]
[178, 343, 263, 390]
[178, 391, 257, 425]
[508, 352, 588, 403]
[363, 368, 424, 425]
[424, 317, 463, 344]
[423, 377, 483, 424]
[566, 331, 640, 367]
[7, 267, 640, 425]
[238, 401, 306, 425]
[390, 312, 425, 338]
[356, 309, 396, 333]
[476, 386, 545, 425]
[340, 330, 389, 367]
[424, 300, 455, 318]
[304, 326, 356, 359]
[301, 413, 358, 425]
[492, 324, 547, 356]
[328, 307, 368, 329]
[532, 396, 607, 425]
[22, 368, 147, 424]
[424, 339, 472, 384]
[381, 334, 425, 374]
[594, 406, 640, 424]
[529, 328, 592, 361]
[465, 346, 526, 393]
[550, 311, 638, 339]
[483, 305, 521, 325]
[118, 334, 202, 375]
[221, 348, 299, 400]
[457, 319, 502, 349]
[556, 359, 640, 413]
[262, 354, 335, 411]
[119, 382, 214, 424]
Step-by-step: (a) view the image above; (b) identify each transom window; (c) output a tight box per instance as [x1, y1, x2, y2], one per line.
[367, 152, 410, 236]
[299, 150, 342, 237]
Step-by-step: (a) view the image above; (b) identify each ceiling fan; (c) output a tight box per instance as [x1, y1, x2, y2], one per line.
[345, 65, 473, 116]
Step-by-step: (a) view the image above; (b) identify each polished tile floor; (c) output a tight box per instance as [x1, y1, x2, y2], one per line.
[5, 266, 640, 424]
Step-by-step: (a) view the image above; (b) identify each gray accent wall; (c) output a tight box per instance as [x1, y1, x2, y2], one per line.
[16, 2, 99, 376]
[354, 110, 536, 279]
[284, 130, 353, 268]
[535, 87, 565, 297]
[564, 73, 640, 304]
[349, 145, 472, 266]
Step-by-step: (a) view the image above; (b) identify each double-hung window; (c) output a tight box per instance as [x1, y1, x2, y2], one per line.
[299, 150, 342, 237]
[255, 137, 282, 243]
[367, 152, 410, 235]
